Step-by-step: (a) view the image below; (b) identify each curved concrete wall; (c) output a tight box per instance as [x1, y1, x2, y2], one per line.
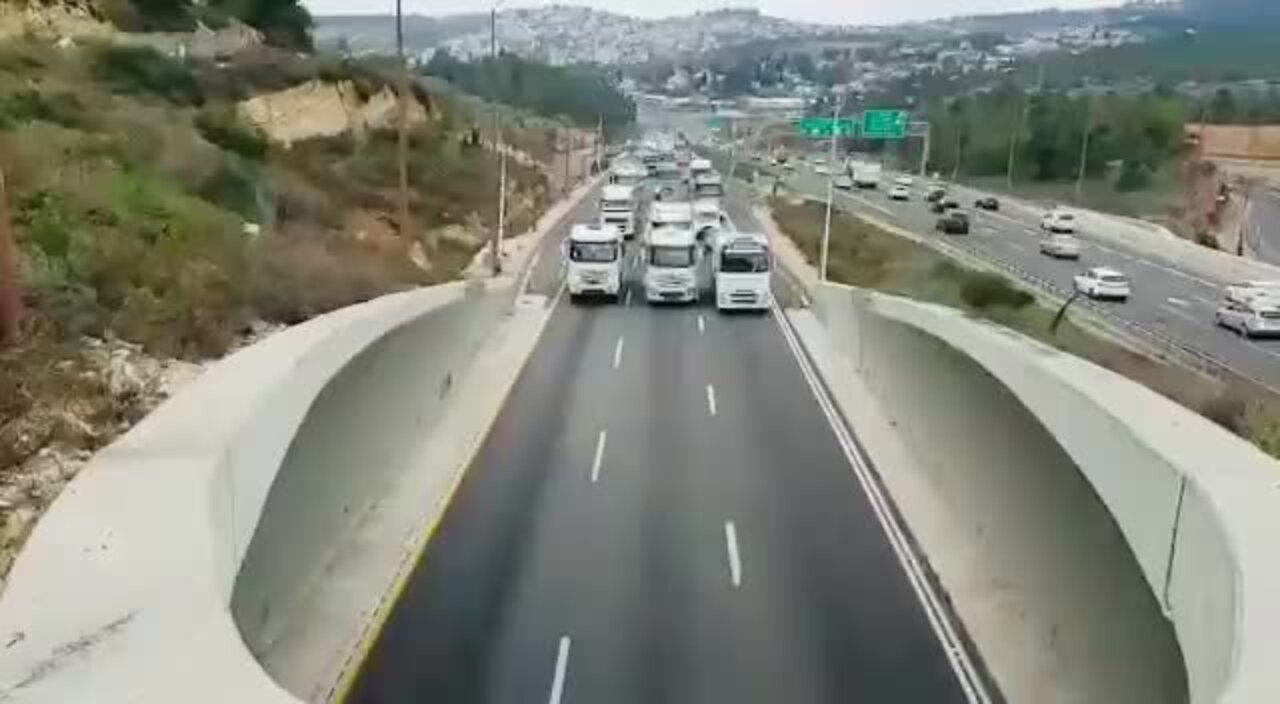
[0, 281, 508, 703]
[811, 283, 1280, 704]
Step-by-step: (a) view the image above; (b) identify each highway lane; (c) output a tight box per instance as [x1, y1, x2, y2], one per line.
[345, 222, 985, 701]
[778, 167, 1280, 389]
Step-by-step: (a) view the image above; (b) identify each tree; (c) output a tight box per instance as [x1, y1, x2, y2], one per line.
[208, 0, 314, 50]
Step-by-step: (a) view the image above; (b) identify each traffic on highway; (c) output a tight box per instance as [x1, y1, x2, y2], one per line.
[345, 134, 990, 704]
[768, 154, 1280, 391]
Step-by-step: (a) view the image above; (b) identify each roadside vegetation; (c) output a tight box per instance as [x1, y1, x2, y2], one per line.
[770, 198, 1280, 461]
[0, 33, 565, 577]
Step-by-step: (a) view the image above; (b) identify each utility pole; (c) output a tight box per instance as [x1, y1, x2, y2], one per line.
[1007, 62, 1044, 190]
[1074, 98, 1093, 204]
[395, 0, 413, 246]
[820, 96, 845, 282]
[0, 167, 20, 347]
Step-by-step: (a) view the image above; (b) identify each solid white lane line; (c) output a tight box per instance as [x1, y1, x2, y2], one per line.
[625, 288, 633, 306]
[591, 430, 607, 483]
[613, 337, 625, 369]
[724, 521, 742, 588]
[1247, 341, 1280, 360]
[706, 384, 718, 417]
[548, 636, 571, 704]
[698, 314, 706, 333]
[770, 304, 990, 704]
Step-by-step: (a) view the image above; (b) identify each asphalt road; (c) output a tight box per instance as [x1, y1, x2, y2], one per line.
[775, 165, 1280, 390]
[345, 192, 983, 702]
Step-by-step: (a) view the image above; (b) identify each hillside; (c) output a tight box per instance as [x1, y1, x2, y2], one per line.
[0, 34, 562, 584]
[316, 7, 849, 65]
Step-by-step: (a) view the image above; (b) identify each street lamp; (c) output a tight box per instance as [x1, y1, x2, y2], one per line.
[489, 0, 509, 276]
[820, 92, 850, 282]
[394, 0, 412, 247]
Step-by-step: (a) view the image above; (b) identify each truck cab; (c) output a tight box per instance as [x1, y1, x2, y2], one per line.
[647, 201, 694, 240]
[610, 161, 647, 191]
[689, 158, 715, 182]
[564, 224, 624, 302]
[693, 200, 726, 245]
[643, 226, 701, 304]
[713, 233, 771, 311]
[692, 173, 725, 206]
[599, 184, 637, 239]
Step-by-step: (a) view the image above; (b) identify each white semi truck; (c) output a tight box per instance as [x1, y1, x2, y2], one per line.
[564, 224, 624, 302]
[850, 160, 882, 189]
[692, 172, 725, 205]
[643, 226, 701, 304]
[712, 233, 772, 311]
[689, 158, 715, 182]
[598, 184, 637, 239]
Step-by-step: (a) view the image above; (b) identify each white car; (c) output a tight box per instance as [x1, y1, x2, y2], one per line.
[815, 165, 831, 176]
[1073, 267, 1130, 301]
[1041, 210, 1077, 233]
[888, 185, 910, 201]
[1224, 281, 1280, 306]
[894, 175, 915, 187]
[1216, 299, 1280, 338]
[1040, 233, 1081, 259]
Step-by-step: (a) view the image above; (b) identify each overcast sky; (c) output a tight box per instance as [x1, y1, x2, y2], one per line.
[302, 0, 1120, 27]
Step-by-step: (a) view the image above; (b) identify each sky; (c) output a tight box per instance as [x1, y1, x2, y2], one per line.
[301, 0, 1121, 27]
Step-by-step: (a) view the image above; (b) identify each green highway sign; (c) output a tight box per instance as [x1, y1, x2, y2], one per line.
[705, 117, 726, 128]
[861, 109, 909, 139]
[796, 117, 857, 138]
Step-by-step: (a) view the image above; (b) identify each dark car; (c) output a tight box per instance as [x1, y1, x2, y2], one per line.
[925, 188, 946, 203]
[930, 200, 947, 214]
[942, 198, 961, 210]
[975, 196, 1000, 211]
[936, 211, 971, 235]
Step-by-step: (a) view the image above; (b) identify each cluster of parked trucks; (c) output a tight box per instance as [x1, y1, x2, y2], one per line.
[562, 138, 773, 311]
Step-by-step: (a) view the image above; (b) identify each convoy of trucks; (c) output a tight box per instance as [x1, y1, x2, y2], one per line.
[566, 138, 772, 310]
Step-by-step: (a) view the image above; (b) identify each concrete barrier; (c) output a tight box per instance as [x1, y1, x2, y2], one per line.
[805, 282, 1280, 704]
[0, 280, 514, 703]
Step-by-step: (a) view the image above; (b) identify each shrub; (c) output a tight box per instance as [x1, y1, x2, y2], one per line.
[195, 107, 269, 160]
[960, 272, 1034, 310]
[0, 90, 89, 130]
[89, 45, 203, 106]
[1200, 391, 1247, 433]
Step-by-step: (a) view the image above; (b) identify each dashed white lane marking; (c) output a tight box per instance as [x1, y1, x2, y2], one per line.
[1166, 297, 1190, 308]
[625, 288, 632, 306]
[613, 337, 625, 369]
[724, 521, 742, 588]
[591, 430, 607, 484]
[548, 636, 571, 704]
[697, 315, 706, 334]
[1194, 295, 1218, 307]
[1246, 341, 1280, 360]
[705, 384, 718, 417]
[1160, 304, 1202, 326]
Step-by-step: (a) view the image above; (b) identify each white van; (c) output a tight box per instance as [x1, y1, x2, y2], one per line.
[599, 184, 637, 239]
[644, 226, 701, 304]
[693, 200, 725, 242]
[692, 173, 725, 205]
[564, 224, 623, 301]
[713, 233, 771, 311]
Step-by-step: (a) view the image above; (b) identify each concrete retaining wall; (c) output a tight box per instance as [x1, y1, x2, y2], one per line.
[0, 280, 510, 703]
[809, 283, 1280, 704]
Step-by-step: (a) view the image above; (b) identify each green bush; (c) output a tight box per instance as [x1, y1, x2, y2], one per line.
[195, 108, 268, 160]
[0, 90, 89, 129]
[89, 45, 203, 106]
[960, 272, 1034, 310]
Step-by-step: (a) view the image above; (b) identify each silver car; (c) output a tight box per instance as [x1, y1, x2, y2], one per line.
[1040, 234, 1081, 259]
[1216, 299, 1280, 338]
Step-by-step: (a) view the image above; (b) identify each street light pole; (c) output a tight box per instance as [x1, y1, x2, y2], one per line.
[820, 95, 845, 282]
[490, 2, 506, 275]
[1074, 98, 1093, 204]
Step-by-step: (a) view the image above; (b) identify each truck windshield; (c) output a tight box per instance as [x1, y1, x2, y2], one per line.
[650, 245, 695, 268]
[695, 185, 723, 198]
[570, 242, 619, 263]
[720, 251, 769, 273]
